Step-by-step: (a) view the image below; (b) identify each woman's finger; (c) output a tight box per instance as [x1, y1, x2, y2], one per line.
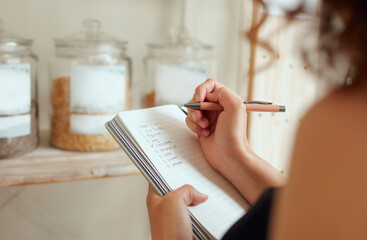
[187, 95, 204, 123]
[186, 79, 225, 131]
[194, 78, 224, 102]
[146, 184, 161, 208]
[187, 110, 209, 128]
[185, 117, 210, 137]
[171, 185, 208, 206]
[188, 79, 222, 124]
[187, 92, 209, 127]
[187, 108, 203, 123]
[206, 87, 245, 113]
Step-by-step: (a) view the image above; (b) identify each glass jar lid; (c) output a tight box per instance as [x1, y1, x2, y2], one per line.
[54, 19, 127, 52]
[147, 27, 213, 59]
[0, 19, 33, 53]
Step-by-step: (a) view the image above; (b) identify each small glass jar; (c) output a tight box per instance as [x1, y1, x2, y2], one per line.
[0, 19, 39, 158]
[50, 19, 131, 151]
[144, 28, 216, 107]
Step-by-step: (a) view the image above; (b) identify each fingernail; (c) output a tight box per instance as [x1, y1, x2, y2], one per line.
[199, 119, 207, 128]
[201, 193, 209, 199]
[202, 129, 210, 137]
[193, 111, 200, 122]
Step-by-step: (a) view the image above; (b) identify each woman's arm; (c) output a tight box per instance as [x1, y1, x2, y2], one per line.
[224, 146, 286, 205]
[186, 79, 286, 204]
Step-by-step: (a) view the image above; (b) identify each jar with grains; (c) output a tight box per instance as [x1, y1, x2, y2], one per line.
[50, 19, 131, 151]
[144, 27, 216, 107]
[0, 19, 39, 159]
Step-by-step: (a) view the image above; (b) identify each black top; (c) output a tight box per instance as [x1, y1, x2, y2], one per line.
[222, 188, 276, 240]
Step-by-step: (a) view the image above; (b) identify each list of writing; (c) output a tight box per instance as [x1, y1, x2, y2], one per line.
[138, 121, 183, 169]
[120, 106, 249, 240]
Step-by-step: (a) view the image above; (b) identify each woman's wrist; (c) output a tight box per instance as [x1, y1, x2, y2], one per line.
[217, 147, 251, 184]
[225, 142, 257, 170]
[220, 143, 286, 204]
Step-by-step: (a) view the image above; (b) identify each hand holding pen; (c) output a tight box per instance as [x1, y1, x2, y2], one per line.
[186, 79, 286, 138]
[186, 79, 287, 204]
[185, 79, 262, 191]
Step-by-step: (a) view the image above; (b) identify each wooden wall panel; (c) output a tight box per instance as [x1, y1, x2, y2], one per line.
[247, 15, 321, 174]
[236, 0, 348, 174]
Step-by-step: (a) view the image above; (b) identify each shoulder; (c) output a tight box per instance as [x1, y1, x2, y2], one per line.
[271, 86, 367, 240]
[293, 85, 367, 186]
[297, 85, 367, 157]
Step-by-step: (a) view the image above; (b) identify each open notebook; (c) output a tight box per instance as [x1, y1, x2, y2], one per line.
[105, 105, 250, 240]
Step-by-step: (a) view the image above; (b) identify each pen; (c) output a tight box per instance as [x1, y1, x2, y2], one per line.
[184, 101, 286, 112]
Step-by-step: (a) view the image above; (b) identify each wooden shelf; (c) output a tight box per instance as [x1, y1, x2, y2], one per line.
[0, 131, 140, 188]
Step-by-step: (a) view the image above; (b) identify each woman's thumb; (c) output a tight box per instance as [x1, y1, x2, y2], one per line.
[175, 185, 209, 206]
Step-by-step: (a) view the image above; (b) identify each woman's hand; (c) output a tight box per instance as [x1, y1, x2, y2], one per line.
[185, 79, 286, 204]
[146, 184, 208, 240]
[185, 78, 250, 173]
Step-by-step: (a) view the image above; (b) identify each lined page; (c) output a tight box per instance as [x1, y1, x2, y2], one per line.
[118, 105, 250, 239]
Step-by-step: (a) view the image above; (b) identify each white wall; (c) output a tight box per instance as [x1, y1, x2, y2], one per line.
[0, 0, 242, 130]
[0, 1, 242, 239]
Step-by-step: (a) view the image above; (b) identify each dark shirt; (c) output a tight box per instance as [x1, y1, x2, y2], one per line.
[223, 188, 276, 240]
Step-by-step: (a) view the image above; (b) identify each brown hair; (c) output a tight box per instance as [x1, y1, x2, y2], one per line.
[320, 1, 367, 82]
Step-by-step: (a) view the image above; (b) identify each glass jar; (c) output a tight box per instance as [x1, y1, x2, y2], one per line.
[0, 19, 39, 158]
[50, 19, 131, 151]
[144, 28, 216, 107]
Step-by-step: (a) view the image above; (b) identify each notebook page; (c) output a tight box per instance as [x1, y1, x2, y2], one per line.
[118, 105, 250, 239]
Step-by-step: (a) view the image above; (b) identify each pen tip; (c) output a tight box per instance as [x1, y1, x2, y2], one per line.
[279, 106, 286, 112]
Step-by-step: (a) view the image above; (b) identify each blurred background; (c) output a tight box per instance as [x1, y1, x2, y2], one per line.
[0, 0, 348, 239]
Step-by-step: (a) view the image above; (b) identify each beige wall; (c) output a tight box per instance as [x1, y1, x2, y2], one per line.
[0, 1, 242, 239]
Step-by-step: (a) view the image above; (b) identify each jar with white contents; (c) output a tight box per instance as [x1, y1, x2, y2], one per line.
[0, 19, 39, 158]
[144, 27, 216, 107]
[50, 19, 131, 151]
